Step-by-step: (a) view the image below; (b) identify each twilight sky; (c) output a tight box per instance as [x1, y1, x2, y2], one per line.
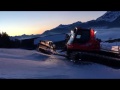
[0, 11, 106, 36]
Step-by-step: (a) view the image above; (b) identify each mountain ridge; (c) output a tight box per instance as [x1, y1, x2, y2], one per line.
[42, 11, 120, 36]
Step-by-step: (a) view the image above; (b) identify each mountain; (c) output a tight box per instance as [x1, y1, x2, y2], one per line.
[96, 11, 120, 22]
[42, 21, 83, 36]
[108, 15, 120, 28]
[10, 34, 41, 41]
[42, 11, 120, 36]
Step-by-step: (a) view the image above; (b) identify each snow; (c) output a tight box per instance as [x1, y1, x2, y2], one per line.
[94, 28, 120, 52]
[0, 48, 120, 79]
[95, 28, 120, 41]
[100, 42, 120, 52]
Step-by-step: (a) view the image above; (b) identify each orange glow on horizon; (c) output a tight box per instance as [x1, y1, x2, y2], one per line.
[4, 25, 55, 36]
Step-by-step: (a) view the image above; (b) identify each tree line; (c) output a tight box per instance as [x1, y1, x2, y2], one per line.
[0, 32, 36, 49]
[0, 32, 11, 48]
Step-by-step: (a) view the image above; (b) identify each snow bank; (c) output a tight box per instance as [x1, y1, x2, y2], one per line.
[100, 42, 120, 52]
[0, 48, 120, 79]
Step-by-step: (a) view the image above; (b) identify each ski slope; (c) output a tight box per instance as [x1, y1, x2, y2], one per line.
[34, 33, 66, 45]
[0, 48, 120, 79]
[96, 28, 120, 41]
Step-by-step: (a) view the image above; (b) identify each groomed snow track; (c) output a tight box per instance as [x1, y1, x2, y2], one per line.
[38, 48, 120, 68]
[54, 50, 120, 69]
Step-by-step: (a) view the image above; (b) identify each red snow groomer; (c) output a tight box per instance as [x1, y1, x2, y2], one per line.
[65, 27, 120, 64]
[66, 27, 100, 59]
[66, 27, 100, 52]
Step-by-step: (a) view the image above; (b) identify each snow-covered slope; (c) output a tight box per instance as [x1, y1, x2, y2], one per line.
[34, 33, 66, 45]
[96, 28, 120, 41]
[42, 21, 82, 36]
[1, 48, 120, 79]
[96, 11, 120, 22]
[100, 42, 120, 52]
[10, 34, 41, 41]
[95, 28, 120, 52]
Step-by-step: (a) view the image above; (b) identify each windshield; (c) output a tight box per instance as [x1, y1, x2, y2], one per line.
[74, 30, 90, 43]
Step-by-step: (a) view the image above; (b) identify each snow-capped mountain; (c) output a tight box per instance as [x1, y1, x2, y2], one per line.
[42, 21, 82, 36]
[42, 11, 120, 36]
[10, 34, 41, 41]
[108, 15, 120, 28]
[96, 11, 120, 22]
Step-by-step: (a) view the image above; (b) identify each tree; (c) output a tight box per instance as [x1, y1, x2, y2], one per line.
[0, 32, 11, 48]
